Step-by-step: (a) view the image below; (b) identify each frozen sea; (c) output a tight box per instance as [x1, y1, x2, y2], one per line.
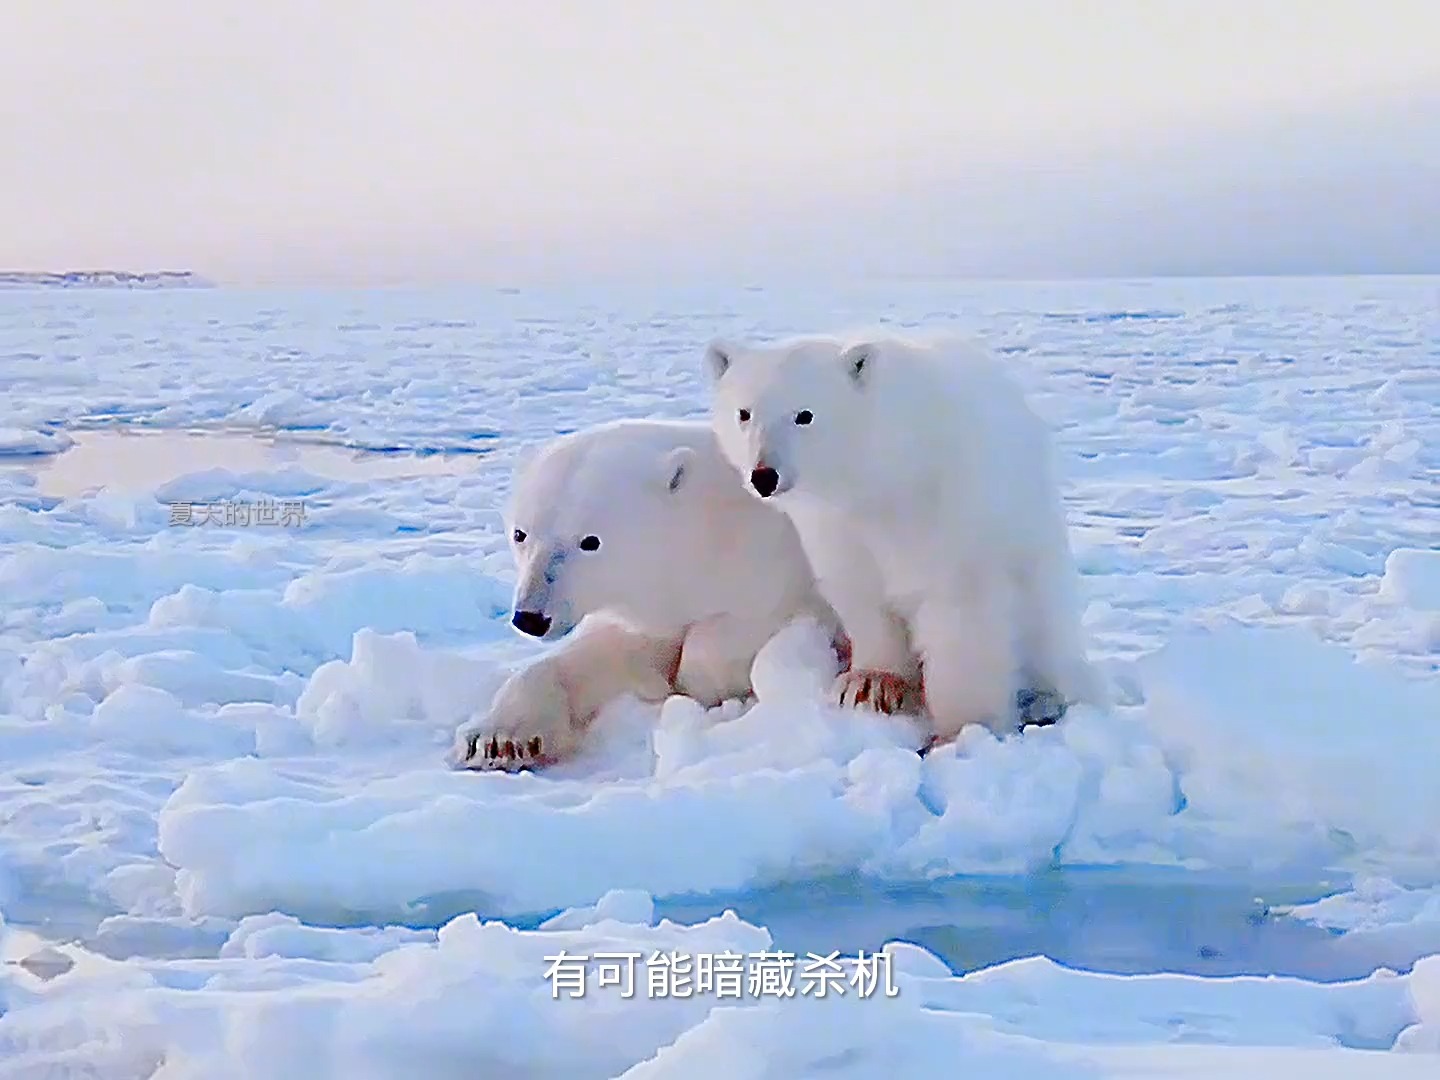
[0, 275, 1437, 1078]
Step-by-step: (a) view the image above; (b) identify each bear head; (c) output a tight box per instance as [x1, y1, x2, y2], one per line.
[503, 424, 702, 641]
[702, 334, 879, 505]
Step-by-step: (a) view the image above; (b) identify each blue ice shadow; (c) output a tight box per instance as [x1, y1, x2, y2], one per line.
[402, 866, 1400, 984]
[647, 867, 1393, 983]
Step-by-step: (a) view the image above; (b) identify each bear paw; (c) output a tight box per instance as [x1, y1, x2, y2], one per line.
[457, 730, 560, 772]
[916, 685, 1070, 757]
[1016, 685, 1068, 728]
[833, 668, 921, 716]
[451, 662, 584, 773]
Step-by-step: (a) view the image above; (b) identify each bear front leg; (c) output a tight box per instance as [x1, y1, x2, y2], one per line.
[455, 618, 681, 772]
[822, 584, 922, 717]
[456, 659, 579, 771]
[1012, 543, 1111, 712]
[782, 507, 920, 717]
[912, 586, 1019, 751]
[673, 614, 774, 708]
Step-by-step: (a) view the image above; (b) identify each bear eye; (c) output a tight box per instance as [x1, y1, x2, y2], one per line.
[794, 409, 813, 426]
[578, 535, 601, 552]
[512, 529, 526, 543]
[737, 408, 751, 423]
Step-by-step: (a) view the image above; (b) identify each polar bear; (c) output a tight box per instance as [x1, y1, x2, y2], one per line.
[455, 417, 842, 771]
[701, 331, 1106, 751]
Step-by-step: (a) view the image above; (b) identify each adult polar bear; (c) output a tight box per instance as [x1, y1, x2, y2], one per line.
[456, 418, 843, 771]
[702, 331, 1107, 750]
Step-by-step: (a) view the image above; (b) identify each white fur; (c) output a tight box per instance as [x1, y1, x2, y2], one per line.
[456, 418, 838, 770]
[703, 332, 1107, 744]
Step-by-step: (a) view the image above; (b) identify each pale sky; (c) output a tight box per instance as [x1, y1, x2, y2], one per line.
[2, 0, 1437, 285]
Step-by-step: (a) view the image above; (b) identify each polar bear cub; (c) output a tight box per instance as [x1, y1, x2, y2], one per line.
[456, 417, 840, 771]
[702, 332, 1106, 749]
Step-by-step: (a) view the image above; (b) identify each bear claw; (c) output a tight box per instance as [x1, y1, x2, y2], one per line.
[459, 731, 556, 773]
[834, 669, 919, 716]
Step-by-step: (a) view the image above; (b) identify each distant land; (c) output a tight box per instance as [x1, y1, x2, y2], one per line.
[0, 270, 215, 289]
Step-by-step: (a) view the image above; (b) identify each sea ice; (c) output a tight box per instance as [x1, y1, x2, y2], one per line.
[0, 276, 1436, 1075]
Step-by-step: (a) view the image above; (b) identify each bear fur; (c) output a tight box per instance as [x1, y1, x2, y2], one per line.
[455, 417, 840, 771]
[702, 331, 1107, 750]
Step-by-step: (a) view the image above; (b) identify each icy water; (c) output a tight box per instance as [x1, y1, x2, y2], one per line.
[659, 870, 1373, 980]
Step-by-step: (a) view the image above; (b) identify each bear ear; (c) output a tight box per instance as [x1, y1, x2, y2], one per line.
[660, 445, 696, 495]
[703, 339, 736, 382]
[838, 342, 875, 387]
[510, 438, 545, 483]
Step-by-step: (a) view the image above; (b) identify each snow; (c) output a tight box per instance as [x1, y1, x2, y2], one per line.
[0, 275, 1437, 1076]
[0, 427, 73, 458]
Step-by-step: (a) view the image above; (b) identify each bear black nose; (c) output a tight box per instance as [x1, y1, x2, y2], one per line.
[511, 610, 552, 637]
[750, 466, 779, 497]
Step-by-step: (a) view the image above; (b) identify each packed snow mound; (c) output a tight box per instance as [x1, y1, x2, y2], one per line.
[153, 618, 1440, 925]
